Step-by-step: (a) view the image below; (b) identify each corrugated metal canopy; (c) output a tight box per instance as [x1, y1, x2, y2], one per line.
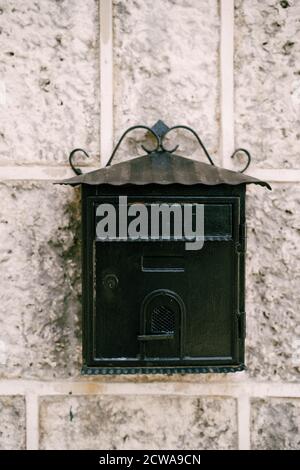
[56, 151, 271, 189]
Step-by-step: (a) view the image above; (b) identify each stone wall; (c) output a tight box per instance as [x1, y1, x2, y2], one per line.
[0, 0, 299, 450]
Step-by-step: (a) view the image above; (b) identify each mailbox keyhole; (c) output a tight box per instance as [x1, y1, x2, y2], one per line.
[102, 273, 119, 290]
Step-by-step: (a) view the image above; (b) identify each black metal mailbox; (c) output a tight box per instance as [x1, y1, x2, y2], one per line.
[58, 121, 271, 375]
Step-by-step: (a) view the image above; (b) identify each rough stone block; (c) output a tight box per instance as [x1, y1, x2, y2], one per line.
[113, 0, 220, 165]
[251, 398, 300, 449]
[0, 182, 81, 379]
[0, 396, 26, 450]
[235, 0, 300, 168]
[246, 183, 300, 381]
[39, 395, 237, 450]
[0, 0, 99, 165]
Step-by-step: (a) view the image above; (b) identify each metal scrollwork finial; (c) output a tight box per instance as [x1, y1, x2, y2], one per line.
[68, 121, 252, 174]
[69, 148, 91, 175]
[105, 120, 215, 167]
[230, 148, 251, 173]
[106, 125, 160, 166]
[160, 124, 215, 166]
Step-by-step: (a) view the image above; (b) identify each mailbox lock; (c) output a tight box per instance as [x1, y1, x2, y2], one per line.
[103, 274, 119, 290]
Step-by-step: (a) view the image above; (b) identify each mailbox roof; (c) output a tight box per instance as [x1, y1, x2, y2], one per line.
[57, 151, 271, 189]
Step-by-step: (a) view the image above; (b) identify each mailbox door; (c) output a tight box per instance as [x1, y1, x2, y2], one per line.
[94, 241, 186, 361]
[82, 190, 245, 373]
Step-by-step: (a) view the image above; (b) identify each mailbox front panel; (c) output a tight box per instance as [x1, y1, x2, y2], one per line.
[82, 187, 246, 374]
[95, 241, 186, 360]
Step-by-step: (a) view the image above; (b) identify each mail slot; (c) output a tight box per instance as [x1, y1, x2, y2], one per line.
[142, 255, 184, 272]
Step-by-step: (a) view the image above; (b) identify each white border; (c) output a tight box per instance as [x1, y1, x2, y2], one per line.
[220, 0, 235, 169]
[1, 378, 300, 397]
[100, 0, 113, 167]
[25, 391, 39, 450]
[1, 0, 300, 452]
[238, 395, 250, 450]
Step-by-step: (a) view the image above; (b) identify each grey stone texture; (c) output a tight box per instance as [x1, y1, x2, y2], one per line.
[39, 395, 238, 450]
[0, 182, 81, 379]
[235, 0, 300, 168]
[113, 0, 220, 165]
[0, 0, 100, 165]
[246, 183, 300, 381]
[0, 396, 26, 450]
[251, 398, 300, 449]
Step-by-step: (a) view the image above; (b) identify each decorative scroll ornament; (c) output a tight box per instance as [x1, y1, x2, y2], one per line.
[68, 120, 251, 175]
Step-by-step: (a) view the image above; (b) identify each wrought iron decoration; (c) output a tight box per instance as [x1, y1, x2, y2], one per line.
[68, 120, 252, 174]
[58, 120, 270, 376]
